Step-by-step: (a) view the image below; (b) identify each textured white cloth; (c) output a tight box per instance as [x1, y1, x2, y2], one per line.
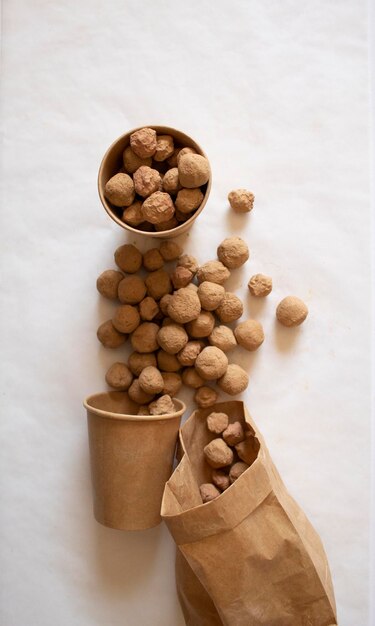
[0, 1, 371, 625]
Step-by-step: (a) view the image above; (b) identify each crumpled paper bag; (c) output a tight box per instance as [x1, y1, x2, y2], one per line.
[161, 401, 337, 626]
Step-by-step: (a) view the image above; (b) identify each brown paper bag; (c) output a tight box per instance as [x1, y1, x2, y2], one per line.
[161, 401, 337, 626]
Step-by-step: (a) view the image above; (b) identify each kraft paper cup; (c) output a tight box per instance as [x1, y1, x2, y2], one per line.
[98, 125, 211, 239]
[84, 391, 186, 530]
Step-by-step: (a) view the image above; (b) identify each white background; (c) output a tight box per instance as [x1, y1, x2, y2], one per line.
[0, 1, 372, 625]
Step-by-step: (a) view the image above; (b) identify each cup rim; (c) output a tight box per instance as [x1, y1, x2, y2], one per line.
[83, 391, 186, 422]
[97, 124, 211, 236]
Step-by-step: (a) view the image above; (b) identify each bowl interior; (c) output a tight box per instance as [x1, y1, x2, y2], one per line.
[98, 125, 211, 237]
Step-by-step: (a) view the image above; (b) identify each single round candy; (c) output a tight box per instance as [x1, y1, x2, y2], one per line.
[96, 270, 123, 300]
[171, 266, 193, 289]
[162, 168, 181, 194]
[167, 288, 201, 324]
[139, 297, 159, 321]
[197, 281, 225, 311]
[228, 188, 254, 213]
[276, 296, 308, 327]
[122, 201, 144, 227]
[142, 192, 175, 224]
[128, 379, 155, 404]
[229, 462, 249, 483]
[118, 276, 147, 304]
[175, 188, 204, 214]
[159, 240, 183, 261]
[112, 304, 140, 334]
[235, 436, 260, 465]
[177, 341, 203, 367]
[157, 324, 188, 354]
[105, 362, 133, 390]
[178, 154, 210, 188]
[218, 364, 249, 395]
[161, 372, 182, 396]
[177, 254, 199, 276]
[157, 350, 181, 372]
[195, 346, 228, 381]
[206, 411, 229, 434]
[196, 261, 230, 285]
[200, 483, 220, 503]
[149, 394, 175, 415]
[131, 323, 159, 353]
[143, 248, 164, 271]
[217, 237, 249, 269]
[215, 293, 243, 323]
[194, 386, 218, 408]
[123, 146, 152, 174]
[145, 269, 172, 301]
[130, 127, 157, 158]
[114, 244, 142, 274]
[234, 320, 264, 351]
[248, 274, 272, 297]
[185, 312, 215, 338]
[211, 469, 230, 491]
[159, 294, 173, 316]
[128, 352, 157, 376]
[222, 421, 245, 446]
[182, 367, 205, 389]
[97, 320, 126, 349]
[104, 173, 135, 207]
[154, 135, 174, 162]
[208, 325, 237, 352]
[138, 366, 164, 394]
[204, 438, 233, 469]
[133, 166, 161, 198]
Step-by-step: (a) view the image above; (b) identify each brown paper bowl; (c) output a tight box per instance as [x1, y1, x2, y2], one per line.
[84, 391, 186, 530]
[98, 125, 211, 239]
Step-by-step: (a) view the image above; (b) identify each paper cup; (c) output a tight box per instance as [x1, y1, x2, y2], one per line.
[84, 391, 185, 530]
[98, 125, 211, 238]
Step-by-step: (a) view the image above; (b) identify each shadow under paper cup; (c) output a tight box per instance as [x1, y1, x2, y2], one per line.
[84, 391, 186, 531]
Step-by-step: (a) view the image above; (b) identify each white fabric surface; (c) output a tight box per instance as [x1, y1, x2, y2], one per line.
[0, 1, 371, 625]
